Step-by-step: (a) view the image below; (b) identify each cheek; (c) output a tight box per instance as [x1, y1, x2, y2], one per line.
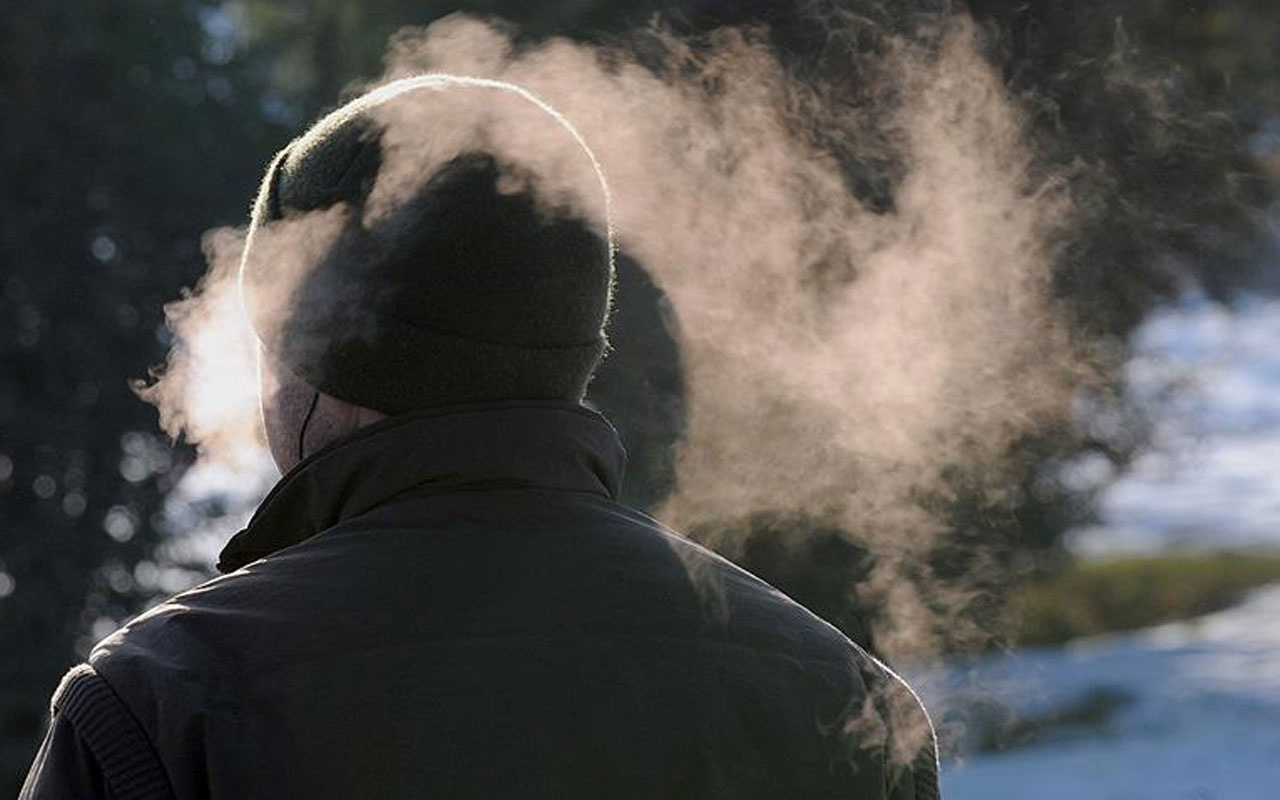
[261, 388, 291, 458]
[259, 360, 312, 470]
[259, 363, 283, 442]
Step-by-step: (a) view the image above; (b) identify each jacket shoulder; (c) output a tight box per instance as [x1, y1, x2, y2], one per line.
[21, 663, 175, 800]
[85, 574, 261, 736]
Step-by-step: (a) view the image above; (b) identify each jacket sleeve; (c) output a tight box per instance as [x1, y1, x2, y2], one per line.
[861, 655, 942, 800]
[20, 664, 175, 800]
[890, 723, 941, 800]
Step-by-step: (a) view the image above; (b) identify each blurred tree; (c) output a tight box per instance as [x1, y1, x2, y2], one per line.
[0, 0, 287, 791]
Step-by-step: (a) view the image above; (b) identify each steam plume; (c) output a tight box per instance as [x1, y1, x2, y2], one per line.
[144, 11, 1089, 667]
[381, 14, 1084, 658]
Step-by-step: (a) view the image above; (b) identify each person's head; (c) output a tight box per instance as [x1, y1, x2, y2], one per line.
[239, 76, 614, 472]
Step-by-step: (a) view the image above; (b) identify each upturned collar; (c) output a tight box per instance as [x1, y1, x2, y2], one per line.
[217, 401, 626, 573]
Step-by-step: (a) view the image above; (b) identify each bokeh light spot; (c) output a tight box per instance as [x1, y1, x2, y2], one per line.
[103, 505, 138, 542]
[62, 492, 87, 518]
[32, 474, 56, 499]
[90, 235, 119, 263]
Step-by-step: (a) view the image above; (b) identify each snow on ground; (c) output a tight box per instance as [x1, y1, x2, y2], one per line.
[909, 583, 1280, 799]
[916, 294, 1280, 797]
[1071, 293, 1280, 557]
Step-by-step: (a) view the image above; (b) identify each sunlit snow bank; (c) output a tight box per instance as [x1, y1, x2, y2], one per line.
[910, 583, 1280, 799]
[1071, 294, 1280, 557]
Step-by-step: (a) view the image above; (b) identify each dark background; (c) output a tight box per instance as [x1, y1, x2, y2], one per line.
[3, 0, 1278, 791]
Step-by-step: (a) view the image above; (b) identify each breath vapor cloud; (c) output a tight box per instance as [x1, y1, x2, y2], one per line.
[143, 11, 1089, 668]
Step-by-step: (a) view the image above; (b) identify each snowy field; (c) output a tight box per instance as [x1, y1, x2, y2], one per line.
[1072, 294, 1280, 557]
[923, 294, 1280, 798]
[914, 584, 1280, 799]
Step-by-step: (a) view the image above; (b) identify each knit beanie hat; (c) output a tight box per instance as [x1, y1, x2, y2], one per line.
[238, 76, 614, 414]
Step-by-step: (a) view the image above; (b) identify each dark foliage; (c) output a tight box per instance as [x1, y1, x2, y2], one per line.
[0, 1, 286, 790]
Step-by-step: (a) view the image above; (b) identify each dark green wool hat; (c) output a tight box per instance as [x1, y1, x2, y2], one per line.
[239, 78, 614, 414]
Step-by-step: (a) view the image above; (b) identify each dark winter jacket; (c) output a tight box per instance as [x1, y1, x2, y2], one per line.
[22, 402, 940, 799]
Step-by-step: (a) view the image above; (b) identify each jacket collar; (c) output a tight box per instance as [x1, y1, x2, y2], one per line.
[217, 401, 626, 573]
